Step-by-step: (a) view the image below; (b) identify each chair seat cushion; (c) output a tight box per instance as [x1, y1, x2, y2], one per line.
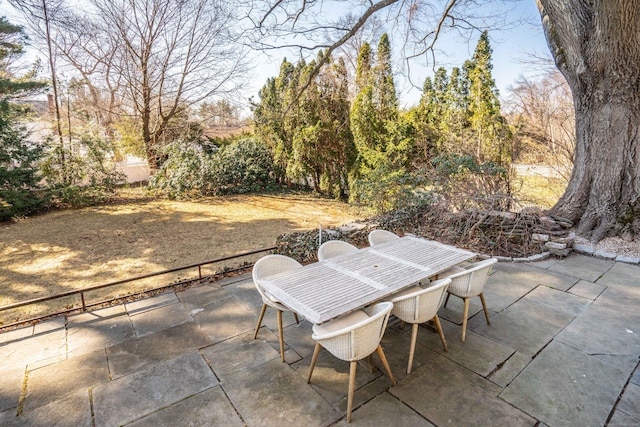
[438, 266, 466, 277]
[313, 310, 369, 335]
[390, 285, 422, 300]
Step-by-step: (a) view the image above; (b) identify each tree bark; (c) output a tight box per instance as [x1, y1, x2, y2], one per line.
[538, 0, 640, 242]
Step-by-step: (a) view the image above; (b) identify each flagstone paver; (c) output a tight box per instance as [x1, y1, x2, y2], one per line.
[500, 341, 635, 427]
[92, 352, 218, 427]
[22, 349, 110, 413]
[474, 297, 576, 357]
[106, 322, 212, 378]
[127, 386, 245, 427]
[1, 253, 639, 426]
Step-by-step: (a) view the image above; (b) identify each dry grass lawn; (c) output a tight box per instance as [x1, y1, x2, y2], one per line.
[0, 190, 364, 324]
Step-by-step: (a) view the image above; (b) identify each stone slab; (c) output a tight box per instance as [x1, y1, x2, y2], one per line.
[67, 305, 135, 356]
[417, 318, 515, 377]
[617, 382, 640, 420]
[176, 283, 229, 312]
[125, 292, 179, 315]
[1, 318, 67, 372]
[0, 324, 33, 344]
[93, 352, 218, 427]
[608, 409, 640, 426]
[22, 349, 109, 412]
[568, 279, 606, 300]
[605, 261, 640, 280]
[223, 358, 340, 426]
[493, 262, 578, 292]
[300, 346, 384, 406]
[391, 350, 535, 426]
[334, 392, 435, 427]
[501, 341, 633, 427]
[473, 297, 575, 357]
[4, 390, 92, 427]
[631, 368, 640, 386]
[129, 301, 194, 337]
[224, 278, 264, 311]
[479, 271, 539, 312]
[556, 288, 640, 356]
[375, 324, 436, 384]
[547, 253, 613, 282]
[596, 265, 640, 297]
[524, 285, 592, 317]
[488, 351, 531, 388]
[127, 386, 244, 427]
[192, 296, 257, 343]
[106, 322, 212, 378]
[201, 331, 280, 383]
[0, 367, 23, 413]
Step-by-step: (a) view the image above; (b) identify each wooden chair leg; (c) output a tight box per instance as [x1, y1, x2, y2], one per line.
[294, 313, 300, 324]
[347, 361, 357, 423]
[367, 354, 376, 373]
[253, 304, 267, 339]
[276, 309, 285, 362]
[407, 323, 419, 374]
[479, 293, 491, 325]
[461, 297, 470, 342]
[433, 315, 448, 352]
[307, 342, 321, 383]
[375, 345, 396, 385]
[444, 292, 451, 307]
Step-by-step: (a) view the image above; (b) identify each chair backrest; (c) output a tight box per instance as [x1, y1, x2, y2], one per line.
[252, 254, 302, 302]
[318, 240, 359, 261]
[368, 229, 400, 246]
[390, 278, 451, 324]
[312, 301, 393, 362]
[446, 258, 497, 298]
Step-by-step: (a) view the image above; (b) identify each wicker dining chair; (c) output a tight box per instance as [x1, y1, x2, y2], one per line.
[389, 278, 451, 374]
[442, 258, 498, 342]
[252, 254, 302, 362]
[367, 229, 400, 246]
[317, 240, 359, 261]
[307, 301, 396, 423]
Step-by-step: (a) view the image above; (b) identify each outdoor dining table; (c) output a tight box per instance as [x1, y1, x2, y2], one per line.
[258, 236, 476, 324]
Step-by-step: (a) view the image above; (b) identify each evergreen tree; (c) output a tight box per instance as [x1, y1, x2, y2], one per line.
[354, 42, 371, 92]
[0, 17, 48, 220]
[373, 33, 397, 124]
[467, 31, 511, 165]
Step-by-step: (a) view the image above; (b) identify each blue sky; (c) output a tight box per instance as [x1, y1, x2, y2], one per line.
[3, 0, 552, 111]
[246, 0, 552, 109]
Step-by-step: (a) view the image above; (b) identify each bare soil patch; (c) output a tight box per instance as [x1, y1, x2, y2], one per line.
[0, 190, 363, 323]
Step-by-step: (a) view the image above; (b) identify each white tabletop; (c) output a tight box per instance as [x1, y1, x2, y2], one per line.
[258, 236, 476, 324]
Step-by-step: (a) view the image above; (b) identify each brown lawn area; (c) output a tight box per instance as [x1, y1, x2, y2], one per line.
[0, 191, 363, 324]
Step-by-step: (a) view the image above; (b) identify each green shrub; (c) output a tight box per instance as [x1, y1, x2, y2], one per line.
[349, 164, 434, 214]
[41, 136, 125, 207]
[211, 138, 276, 195]
[149, 137, 276, 198]
[430, 153, 511, 211]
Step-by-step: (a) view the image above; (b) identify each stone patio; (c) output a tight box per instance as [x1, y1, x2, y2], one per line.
[1, 253, 639, 426]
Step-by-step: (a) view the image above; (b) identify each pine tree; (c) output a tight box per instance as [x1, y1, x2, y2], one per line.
[0, 17, 48, 220]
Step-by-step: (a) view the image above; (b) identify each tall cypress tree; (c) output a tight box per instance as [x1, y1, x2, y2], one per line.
[373, 33, 397, 124]
[467, 31, 511, 165]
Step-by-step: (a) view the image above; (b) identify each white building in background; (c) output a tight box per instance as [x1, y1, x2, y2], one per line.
[115, 155, 150, 184]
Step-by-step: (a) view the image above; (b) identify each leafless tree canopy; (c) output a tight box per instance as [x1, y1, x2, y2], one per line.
[242, 0, 518, 90]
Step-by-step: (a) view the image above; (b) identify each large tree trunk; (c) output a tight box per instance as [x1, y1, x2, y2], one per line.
[538, 0, 640, 242]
